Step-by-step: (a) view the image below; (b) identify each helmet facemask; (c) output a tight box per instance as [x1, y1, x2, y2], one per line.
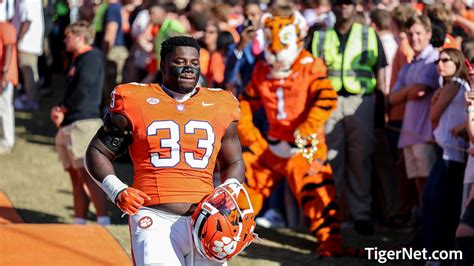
[191, 180, 257, 262]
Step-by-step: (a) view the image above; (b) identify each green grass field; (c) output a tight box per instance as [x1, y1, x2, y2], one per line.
[0, 75, 420, 265]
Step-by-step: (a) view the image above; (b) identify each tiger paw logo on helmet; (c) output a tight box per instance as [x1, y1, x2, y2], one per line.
[211, 236, 237, 259]
[262, 10, 308, 79]
[191, 179, 258, 262]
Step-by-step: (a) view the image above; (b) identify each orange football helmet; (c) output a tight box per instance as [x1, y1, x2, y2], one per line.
[191, 179, 257, 262]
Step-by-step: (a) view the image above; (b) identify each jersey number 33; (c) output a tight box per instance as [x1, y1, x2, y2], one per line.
[147, 120, 215, 169]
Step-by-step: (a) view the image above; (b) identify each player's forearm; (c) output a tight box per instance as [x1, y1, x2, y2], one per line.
[85, 138, 131, 202]
[220, 159, 246, 184]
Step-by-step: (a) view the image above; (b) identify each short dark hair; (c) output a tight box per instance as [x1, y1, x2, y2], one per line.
[160, 36, 201, 62]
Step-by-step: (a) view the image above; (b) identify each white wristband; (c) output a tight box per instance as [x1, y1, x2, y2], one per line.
[102, 175, 128, 202]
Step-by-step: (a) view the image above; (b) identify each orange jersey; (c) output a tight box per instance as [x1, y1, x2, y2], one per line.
[243, 50, 334, 142]
[110, 83, 241, 205]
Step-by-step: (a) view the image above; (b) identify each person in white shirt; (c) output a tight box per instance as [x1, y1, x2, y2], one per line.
[370, 9, 398, 95]
[369, 8, 400, 225]
[14, 0, 44, 111]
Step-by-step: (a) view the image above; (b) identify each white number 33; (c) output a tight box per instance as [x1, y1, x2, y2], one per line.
[147, 120, 215, 169]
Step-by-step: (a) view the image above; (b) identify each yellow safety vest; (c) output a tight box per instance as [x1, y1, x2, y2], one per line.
[311, 23, 379, 94]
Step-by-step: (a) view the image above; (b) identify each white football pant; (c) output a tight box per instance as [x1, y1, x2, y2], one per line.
[129, 207, 227, 266]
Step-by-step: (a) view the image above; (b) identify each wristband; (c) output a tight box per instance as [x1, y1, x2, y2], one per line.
[468, 108, 474, 113]
[102, 175, 128, 202]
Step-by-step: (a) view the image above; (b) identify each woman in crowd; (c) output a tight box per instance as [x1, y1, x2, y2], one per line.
[424, 48, 471, 257]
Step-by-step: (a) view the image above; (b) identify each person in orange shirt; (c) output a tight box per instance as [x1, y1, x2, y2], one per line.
[85, 36, 245, 265]
[205, 31, 235, 87]
[199, 20, 220, 85]
[388, 3, 417, 227]
[0, 19, 17, 154]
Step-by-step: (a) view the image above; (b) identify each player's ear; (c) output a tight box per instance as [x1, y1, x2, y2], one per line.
[160, 60, 165, 74]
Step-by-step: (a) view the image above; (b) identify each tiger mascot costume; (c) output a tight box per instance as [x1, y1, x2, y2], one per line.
[237, 11, 345, 256]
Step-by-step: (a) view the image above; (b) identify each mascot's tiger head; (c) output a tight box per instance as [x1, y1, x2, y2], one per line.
[262, 11, 308, 79]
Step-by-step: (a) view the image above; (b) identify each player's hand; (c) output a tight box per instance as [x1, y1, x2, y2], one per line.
[116, 187, 151, 215]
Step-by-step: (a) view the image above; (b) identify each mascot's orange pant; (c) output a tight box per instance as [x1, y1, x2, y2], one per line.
[238, 140, 342, 250]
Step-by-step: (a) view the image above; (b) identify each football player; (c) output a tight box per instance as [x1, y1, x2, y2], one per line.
[85, 36, 245, 265]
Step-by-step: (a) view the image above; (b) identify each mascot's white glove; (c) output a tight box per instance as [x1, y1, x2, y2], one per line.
[268, 137, 298, 158]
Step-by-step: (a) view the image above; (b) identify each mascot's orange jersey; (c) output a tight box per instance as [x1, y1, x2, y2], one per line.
[244, 50, 333, 142]
[110, 83, 241, 205]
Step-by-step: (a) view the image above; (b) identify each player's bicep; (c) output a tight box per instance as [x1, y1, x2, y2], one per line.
[217, 122, 243, 168]
[94, 112, 133, 157]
